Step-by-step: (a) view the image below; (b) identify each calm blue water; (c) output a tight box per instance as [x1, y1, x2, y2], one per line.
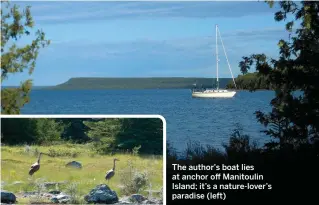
[21, 89, 274, 152]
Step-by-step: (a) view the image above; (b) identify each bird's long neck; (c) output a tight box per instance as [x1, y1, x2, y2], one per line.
[37, 153, 42, 163]
[113, 160, 116, 171]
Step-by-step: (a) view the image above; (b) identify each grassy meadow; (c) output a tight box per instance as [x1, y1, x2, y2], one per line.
[1, 144, 163, 204]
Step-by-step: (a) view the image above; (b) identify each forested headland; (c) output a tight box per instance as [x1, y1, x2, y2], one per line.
[2, 75, 271, 91]
[44, 77, 232, 90]
[42, 75, 270, 91]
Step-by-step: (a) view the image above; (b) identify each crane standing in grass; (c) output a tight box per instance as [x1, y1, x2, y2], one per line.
[105, 158, 120, 184]
[29, 152, 43, 176]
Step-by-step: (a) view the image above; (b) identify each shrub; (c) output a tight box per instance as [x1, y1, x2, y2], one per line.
[23, 145, 40, 157]
[65, 182, 83, 204]
[47, 148, 80, 158]
[119, 158, 149, 195]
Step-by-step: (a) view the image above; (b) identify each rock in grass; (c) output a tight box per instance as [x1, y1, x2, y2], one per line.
[49, 190, 61, 195]
[51, 193, 71, 204]
[141, 199, 162, 204]
[116, 196, 131, 204]
[129, 194, 146, 203]
[12, 181, 24, 185]
[84, 184, 118, 204]
[1, 190, 16, 203]
[117, 196, 162, 204]
[65, 161, 82, 169]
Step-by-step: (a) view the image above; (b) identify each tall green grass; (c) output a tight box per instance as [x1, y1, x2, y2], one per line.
[1, 144, 163, 203]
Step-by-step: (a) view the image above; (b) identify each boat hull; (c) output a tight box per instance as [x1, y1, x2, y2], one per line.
[192, 90, 236, 98]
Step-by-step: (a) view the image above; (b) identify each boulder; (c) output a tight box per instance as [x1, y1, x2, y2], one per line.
[129, 194, 146, 203]
[141, 199, 162, 204]
[116, 196, 131, 204]
[65, 161, 82, 169]
[116, 201, 131, 204]
[51, 193, 71, 204]
[1, 190, 16, 204]
[116, 196, 162, 205]
[49, 190, 61, 195]
[43, 193, 54, 198]
[84, 184, 118, 204]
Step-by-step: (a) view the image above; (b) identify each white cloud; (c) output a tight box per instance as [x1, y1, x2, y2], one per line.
[21, 1, 278, 24]
[44, 27, 286, 61]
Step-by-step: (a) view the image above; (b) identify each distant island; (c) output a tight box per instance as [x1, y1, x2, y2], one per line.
[43, 77, 234, 90]
[3, 74, 268, 90]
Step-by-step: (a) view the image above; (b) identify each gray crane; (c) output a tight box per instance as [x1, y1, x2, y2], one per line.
[29, 152, 43, 176]
[105, 158, 120, 183]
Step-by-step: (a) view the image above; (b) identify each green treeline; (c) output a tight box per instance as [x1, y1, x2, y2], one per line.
[45, 77, 232, 90]
[1, 118, 163, 155]
[226, 72, 271, 90]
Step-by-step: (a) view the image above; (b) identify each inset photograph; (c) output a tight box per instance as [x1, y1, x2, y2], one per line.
[1, 115, 165, 205]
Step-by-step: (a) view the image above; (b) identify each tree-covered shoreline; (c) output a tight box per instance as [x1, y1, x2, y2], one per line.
[226, 72, 272, 91]
[1, 118, 163, 155]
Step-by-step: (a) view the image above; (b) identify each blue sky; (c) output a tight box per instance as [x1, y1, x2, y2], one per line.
[3, 1, 292, 86]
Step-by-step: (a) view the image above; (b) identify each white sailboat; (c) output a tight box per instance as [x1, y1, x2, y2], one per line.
[192, 25, 237, 98]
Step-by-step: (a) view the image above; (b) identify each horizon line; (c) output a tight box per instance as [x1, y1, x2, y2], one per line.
[2, 76, 236, 87]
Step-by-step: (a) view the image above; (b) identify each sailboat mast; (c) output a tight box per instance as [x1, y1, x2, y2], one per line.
[217, 26, 237, 90]
[215, 24, 219, 90]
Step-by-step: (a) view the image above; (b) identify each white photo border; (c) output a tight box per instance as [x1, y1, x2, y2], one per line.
[0, 114, 167, 205]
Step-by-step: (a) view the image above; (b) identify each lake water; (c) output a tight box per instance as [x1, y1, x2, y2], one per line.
[20, 89, 274, 152]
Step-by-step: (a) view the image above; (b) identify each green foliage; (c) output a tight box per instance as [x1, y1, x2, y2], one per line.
[119, 158, 149, 195]
[1, 118, 37, 144]
[23, 145, 40, 157]
[34, 119, 65, 144]
[223, 126, 258, 155]
[47, 147, 80, 158]
[57, 118, 91, 143]
[1, 118, 65, 145]
[1, 1, 50, 114]
[84, 119, 122, 154]
[83, 118, 163, 155]
[238, 1, 319, 149]
[226, 72, 271, 90]
[116, 119, 163, 155]
[65, 183, 83, 204]
[132, 145, 142, 156]
[1, 118, 163, 155]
